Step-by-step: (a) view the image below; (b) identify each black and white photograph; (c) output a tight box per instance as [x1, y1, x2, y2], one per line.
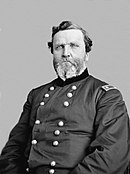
[0, 0, 130, 173]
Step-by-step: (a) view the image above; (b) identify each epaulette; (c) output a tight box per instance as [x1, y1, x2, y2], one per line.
[102, 84, 117, 91]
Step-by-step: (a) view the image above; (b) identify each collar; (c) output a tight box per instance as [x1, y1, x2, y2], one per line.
[55, 68, 89, 87]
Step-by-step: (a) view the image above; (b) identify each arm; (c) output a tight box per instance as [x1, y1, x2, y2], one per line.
[70, 88, 130, 174]
[0, 90, 34, 174]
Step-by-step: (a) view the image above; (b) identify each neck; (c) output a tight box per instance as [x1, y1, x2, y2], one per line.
[56, 68, 89, 86]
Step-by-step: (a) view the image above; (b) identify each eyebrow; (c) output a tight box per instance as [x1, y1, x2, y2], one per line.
[55, 41, 80, 46]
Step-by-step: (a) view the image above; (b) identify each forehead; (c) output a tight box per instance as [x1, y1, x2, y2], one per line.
[53, 29, 84, 44]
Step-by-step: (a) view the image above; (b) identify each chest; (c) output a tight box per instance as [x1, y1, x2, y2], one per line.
[33, 83, 97, 135]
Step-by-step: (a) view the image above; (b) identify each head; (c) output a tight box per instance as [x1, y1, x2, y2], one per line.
[48, 21, 93, 81]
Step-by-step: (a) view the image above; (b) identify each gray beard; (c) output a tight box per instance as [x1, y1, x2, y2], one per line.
[54, 61, 85, 81]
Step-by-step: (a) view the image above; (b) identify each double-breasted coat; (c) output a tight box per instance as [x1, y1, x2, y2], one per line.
[0, 69, 130, 174]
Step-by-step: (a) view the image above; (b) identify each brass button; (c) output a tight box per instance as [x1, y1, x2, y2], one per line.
[58, 121, 64, 127]
[53, 141, 59, 146]
[72, 85, 77, 90]
[26, 168, 29, 172]
[54, 130, 60, 136]
[32, 139, 37, 145]
[50, 161, 56, 166]
[35, 120, 40, 124]
[67, 92, 73, 98]
[40, 101, 45, 106]
[45, 93, 49, 98]
[64, 101, 69, 107]
[50, 86, 55, 91]
[49, 169, 55, 174]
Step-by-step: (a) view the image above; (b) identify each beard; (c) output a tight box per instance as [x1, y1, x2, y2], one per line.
[53, 58, 86, 81]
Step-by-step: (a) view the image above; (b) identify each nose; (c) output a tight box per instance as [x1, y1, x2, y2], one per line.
[62, 45, 70, 58]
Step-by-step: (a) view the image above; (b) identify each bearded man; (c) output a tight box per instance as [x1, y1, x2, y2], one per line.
[0, 21, 130, 174]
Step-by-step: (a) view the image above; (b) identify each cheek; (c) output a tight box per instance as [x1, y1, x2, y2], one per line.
[53, 54, 62, 64]
[53, 51, 62, 59]
[53, 53, 59, 60]
[72, 50, 85, 60]
[72, 46, 85, 56]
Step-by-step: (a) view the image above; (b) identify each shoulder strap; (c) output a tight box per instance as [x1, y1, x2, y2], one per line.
[102, 84, 117, 91]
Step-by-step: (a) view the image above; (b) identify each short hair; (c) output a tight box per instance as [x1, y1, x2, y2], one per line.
[48, 21, 93, 54]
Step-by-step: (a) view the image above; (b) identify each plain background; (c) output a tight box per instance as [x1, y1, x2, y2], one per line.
[0, 0, 130, 152]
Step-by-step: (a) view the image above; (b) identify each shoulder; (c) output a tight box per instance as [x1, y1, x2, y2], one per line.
[100, 84, 122, 101]
[88, 75, 123, 102]
[89, 75, 119, 92]
[98, 83, 123, 106]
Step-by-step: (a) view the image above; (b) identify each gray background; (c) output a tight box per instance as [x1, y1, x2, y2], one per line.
[0, 0, 130, 152]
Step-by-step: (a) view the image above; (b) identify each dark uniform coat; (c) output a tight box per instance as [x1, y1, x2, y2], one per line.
[0, 69, 130, 174]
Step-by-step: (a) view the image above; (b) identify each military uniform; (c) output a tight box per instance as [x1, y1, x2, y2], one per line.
[0, 69, 130, 174]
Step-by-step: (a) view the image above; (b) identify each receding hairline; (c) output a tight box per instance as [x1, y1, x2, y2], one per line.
[53, 29, 84, 40]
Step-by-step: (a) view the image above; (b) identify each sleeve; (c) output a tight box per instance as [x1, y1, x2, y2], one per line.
[70, 88, 130, 174]
[0, 89, 34, 174]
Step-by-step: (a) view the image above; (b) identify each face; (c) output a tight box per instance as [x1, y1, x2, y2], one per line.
[52, 29, 89, 81]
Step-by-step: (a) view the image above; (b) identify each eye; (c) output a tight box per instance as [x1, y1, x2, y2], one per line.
[55, 44, 63, 50]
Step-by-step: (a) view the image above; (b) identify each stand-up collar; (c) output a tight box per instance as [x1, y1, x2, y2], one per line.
[55, 68, 90, 87]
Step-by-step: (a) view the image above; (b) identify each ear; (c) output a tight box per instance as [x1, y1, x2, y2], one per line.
[85, 53, 89, 61]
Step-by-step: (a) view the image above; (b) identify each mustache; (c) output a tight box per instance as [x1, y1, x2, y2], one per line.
[59, 60, 76, 66]
[53, 58, 80, 69]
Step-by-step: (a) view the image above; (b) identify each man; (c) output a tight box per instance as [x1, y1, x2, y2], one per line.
[0, 21, 130, 174]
